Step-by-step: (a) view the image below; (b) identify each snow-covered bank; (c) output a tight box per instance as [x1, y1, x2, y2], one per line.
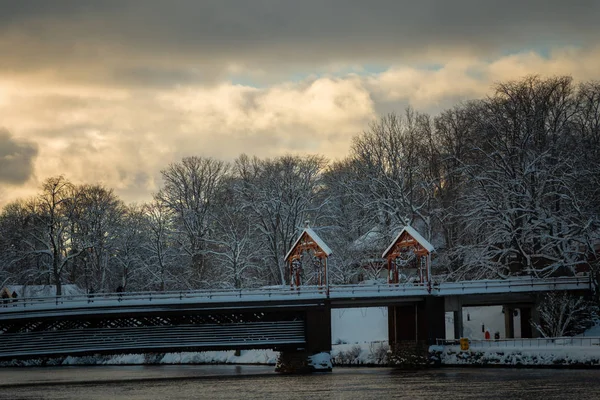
[430, 344, 600, 367]
[331, 342, 390, 365]
[0, 344, 389, 368]
[1, 349, 280, 367]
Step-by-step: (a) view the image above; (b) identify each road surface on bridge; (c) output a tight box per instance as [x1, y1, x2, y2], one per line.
[0, 276, 590, 319]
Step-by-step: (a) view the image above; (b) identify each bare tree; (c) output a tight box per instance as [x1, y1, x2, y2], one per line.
[532, 292, 596, 337]
[112, 204, 150, 291]
[0, 200, 41, 286]
[205, 179, 260, 288]
[349, 109, 439, 241]
[26, 176, 90, 295]
[71, 184, 125, 292]
[142, 200, 180, 291]
[156, 157, 230, 287]
[233, 154, 327, 285]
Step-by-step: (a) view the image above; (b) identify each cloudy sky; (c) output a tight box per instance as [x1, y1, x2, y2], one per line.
[1, 0, 599, 206]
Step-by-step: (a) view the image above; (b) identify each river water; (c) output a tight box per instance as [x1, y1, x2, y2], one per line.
[1, 365, 600, 399]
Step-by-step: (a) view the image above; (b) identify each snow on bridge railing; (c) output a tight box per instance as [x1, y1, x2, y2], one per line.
[0, 276, 590, 311]
[328, 283, 430, 297]
[436, 336, 600, 348]
[0, 286, 328, 310]
[327, 276, 590, 297]
[435, 276, 591, 295]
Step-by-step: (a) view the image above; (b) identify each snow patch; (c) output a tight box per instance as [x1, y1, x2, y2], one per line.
[308, 352, 332, 370]
[161, 350, 278, 365]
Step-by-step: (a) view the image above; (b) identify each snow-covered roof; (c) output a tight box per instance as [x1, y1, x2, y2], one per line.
[350, 226, 386, 252]
[382, 225, 435, 258]
[285, 227, 333, 261]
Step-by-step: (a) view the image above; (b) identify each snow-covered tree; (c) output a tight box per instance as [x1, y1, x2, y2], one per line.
[347, 109, 444, 246]
[70, 184, 125, 292]
[26, 176, 90, 295]
[532, 292, 596, 337]
[233, 154, 327, 285]
[141, 200, 181, 291]
[205, 179, 260, 288]
[447, 76, 600, 279]
[111, 204, 152, 291]
[156, 156, 230, 287]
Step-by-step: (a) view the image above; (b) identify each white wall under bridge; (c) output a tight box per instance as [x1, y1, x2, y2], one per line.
[331, 307, 388, 344]
[445, 306, 523, 340]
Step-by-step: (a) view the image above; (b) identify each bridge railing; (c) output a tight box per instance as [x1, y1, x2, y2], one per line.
[0, 276, 590, 311]
[328, 283, 430, 297]
[435, 276, 590, 295]
[1, 285, 330, 310]
[436, 336, 600, 348]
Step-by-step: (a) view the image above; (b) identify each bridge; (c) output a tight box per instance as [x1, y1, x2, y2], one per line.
[0, 276, 591, 367]
[0, 226, 594, 371]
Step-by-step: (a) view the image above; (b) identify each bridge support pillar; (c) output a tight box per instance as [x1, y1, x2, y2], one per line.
[504, 305, 515, 338]
[520, 307, 533, 338]
[276, 303, 332, 373]
[388, 298, 445, 346]
[444, 296, 463, 339]
[305, 303, 332, 357]
[425, 297, 446, 343]
[520, 301, 542, 338]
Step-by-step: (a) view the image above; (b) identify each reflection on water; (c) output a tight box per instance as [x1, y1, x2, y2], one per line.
[1, 365, 600, 399]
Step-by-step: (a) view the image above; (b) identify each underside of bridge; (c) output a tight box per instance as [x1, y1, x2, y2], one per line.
[445, 293, 547, 339]
[387, 297, 446, 346]
[0, 303, 332, 363]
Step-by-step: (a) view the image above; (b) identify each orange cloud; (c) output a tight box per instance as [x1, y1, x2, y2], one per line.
[1, 47, 600, 207]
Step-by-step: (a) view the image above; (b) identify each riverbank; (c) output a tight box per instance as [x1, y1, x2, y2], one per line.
[430, 343, 600, 368]
[5, 339, 600, 369]
[0, 342, 390, 368]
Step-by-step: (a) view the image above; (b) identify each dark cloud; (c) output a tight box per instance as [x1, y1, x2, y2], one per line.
[0, 129, 38, 184]
[0, 0, 598, 86]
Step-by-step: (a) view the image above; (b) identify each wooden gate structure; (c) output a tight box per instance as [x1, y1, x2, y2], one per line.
[382, 225, 434, 284]
[285, 226, 332, 293]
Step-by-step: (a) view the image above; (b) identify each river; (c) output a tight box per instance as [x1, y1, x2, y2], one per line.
[1, 365, 600, 399]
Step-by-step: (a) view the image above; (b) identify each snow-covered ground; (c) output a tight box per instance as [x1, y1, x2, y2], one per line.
[3, 344, 390, 367]
[432, 321, 600, 367]
[430, 344, 600, 367]
[6, 285, 84, 298]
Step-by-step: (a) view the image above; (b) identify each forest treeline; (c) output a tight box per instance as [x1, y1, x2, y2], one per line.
[1, 76, 599, 295]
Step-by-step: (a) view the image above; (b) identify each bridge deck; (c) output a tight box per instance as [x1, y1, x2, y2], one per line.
[0, 276, 589, 318]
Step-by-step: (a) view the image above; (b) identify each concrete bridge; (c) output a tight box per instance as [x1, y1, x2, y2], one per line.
[0, 276, 591, 369]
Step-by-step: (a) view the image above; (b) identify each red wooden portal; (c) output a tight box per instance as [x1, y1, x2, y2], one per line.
[382, 226, 434, 284]
[285, 227, 332, 291]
